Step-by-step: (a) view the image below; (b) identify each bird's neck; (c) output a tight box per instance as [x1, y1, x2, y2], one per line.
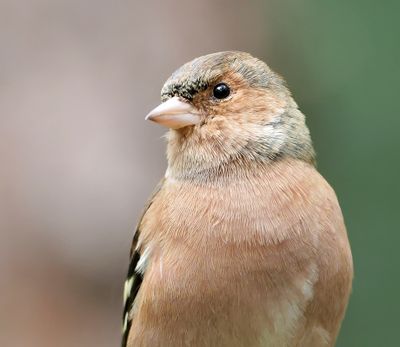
[166, 147, 284, 184]
[166, 131, 315, 184]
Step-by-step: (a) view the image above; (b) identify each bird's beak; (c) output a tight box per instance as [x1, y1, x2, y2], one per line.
[145, 97, 201, 129]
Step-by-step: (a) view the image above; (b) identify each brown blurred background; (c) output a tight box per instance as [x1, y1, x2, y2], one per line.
[1, 1, 399, 346]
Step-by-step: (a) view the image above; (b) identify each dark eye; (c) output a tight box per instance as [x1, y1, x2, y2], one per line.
[213, 83, 230, 99]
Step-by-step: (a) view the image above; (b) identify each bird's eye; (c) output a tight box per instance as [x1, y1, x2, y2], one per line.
[213, 83, 230, 99]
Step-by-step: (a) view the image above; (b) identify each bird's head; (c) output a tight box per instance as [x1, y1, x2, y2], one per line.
[146, 51, 315, 180]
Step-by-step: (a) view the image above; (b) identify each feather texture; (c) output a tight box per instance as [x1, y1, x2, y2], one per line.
[122, 52, 353, 347]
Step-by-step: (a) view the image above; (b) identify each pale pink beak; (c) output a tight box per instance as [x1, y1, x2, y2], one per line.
[145, 97, 201, 129]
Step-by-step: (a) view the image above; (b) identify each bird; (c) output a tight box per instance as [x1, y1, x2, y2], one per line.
[121, 51, 353, 347]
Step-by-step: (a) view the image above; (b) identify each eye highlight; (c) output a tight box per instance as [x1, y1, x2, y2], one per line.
[213, 83, 230, 99]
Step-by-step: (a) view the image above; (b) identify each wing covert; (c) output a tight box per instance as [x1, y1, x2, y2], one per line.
[121, 179, 165, 347]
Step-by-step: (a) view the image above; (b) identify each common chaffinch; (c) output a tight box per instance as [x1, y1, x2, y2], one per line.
[122, 51, 353, 347]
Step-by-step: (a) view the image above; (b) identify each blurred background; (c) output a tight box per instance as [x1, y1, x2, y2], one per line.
[0, 1, 399, 346]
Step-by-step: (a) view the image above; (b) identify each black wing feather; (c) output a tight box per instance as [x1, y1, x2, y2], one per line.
[121, 179, 165, 347]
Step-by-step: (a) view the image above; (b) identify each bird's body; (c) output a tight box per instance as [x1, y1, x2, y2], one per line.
[122, 52, 353, 347]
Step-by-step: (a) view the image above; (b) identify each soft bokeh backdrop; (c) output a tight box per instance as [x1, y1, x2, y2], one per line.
[1, 1, 398, 346]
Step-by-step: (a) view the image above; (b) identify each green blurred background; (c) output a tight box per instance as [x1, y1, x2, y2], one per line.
[1, 1, 398, 346]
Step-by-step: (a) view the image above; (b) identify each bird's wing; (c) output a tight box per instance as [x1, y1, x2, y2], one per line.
[121, 178, 165, 347]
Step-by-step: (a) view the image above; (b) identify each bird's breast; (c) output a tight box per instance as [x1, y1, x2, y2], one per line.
[129, 159, 349, 346]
